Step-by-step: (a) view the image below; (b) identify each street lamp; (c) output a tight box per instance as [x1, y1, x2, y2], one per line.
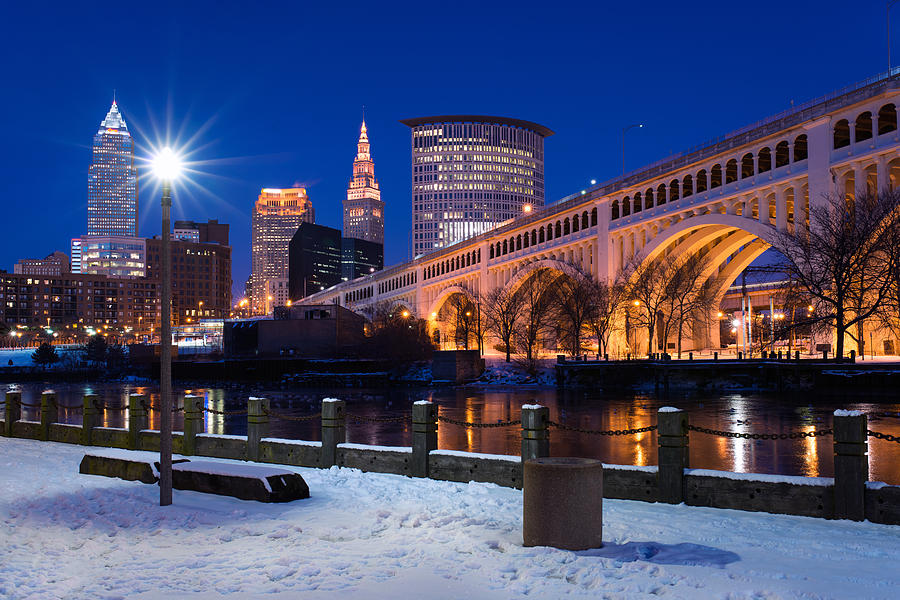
[621, 123, 643, 176]
[152, 146, 182, 507]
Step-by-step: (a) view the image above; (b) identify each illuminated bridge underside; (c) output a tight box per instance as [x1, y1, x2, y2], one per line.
[299, 75, 900, 351]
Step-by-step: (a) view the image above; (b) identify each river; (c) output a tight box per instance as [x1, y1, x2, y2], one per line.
[4, 381, 899, 485]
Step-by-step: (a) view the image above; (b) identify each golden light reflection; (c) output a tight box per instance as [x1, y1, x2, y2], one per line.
[801, 424, 819, 477]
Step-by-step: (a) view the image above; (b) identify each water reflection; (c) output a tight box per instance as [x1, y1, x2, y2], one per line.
[3, 382, 899, 485]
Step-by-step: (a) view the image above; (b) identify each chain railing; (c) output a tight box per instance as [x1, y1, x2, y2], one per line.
[139, 400, 183, 413]
[93, 400, 127, 412]
[262, 407, 319, 422]
[346, 413, 411, 424]
[868, 430, 900, 444]
[436, 415, 521, 428]
[49, 398, 82, 412]
[687, 424, 833, 440]
[549, 421, 657, 436]
[201, 406, 249, 417]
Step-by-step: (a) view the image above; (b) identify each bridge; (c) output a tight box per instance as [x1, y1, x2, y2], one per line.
[298, 71, 900, 353]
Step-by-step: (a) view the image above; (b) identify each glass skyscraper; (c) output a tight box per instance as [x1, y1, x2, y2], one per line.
[88, 101, 139, 237]
[402, 115, 552, 257]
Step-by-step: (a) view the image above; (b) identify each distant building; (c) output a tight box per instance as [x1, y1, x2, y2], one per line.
[251, 187, 315, 314]
[70, 239, 83, 273]
[174, 219, 229, 245]
[88, 101, 139, 237]
[343, 121, 384, 244]
[224, 304, 366, 358]
[0, 271, 158, 330]
[288, 223, 343, 300]
[341, 237, 383, 281]
[76, 235, 146, 278]
[14, 251, 70, 276]
[146, 236, 232, 326]
[262, 277, 290, 315]
[402, 115, 552, 257]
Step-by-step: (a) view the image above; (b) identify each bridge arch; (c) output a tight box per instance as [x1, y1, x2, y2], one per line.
[427, 284, 476, 319]
[501, 258, 589, 298]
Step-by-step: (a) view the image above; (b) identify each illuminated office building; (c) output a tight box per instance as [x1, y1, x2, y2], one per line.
[402, 115, 552, 257]
[251, 187, 315, 314]
[77, 235, 146, 278]
[87, 101, 139, 237]
[343, 121, 384, 244]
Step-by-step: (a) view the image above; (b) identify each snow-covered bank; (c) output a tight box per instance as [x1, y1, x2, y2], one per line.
[1, 438, 898, 599]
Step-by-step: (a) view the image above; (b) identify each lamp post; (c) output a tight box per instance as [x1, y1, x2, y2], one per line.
[153, 147, 181, 507]
[621, 123, 643, 176]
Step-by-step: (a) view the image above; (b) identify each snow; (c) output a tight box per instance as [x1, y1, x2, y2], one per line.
[521, 404, 544, 410]
[262, 437, 322, 447]
[658, 406, 682, 413]
[603, 464, 659, 473]
[322, 398, 341, 403]
[685, 469, 834, 487]
[3, 436, 900, 599]
[196, 433, 246, 441]
[413, 400, 432, 405]
[172, 461, 298, 494]
[338, 443, 412, 453]
[834, 409, 864, 417]
[431, 449, 521, 463]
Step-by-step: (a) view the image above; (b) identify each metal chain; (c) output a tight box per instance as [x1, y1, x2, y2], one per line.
[92, 400, 127, 412]
[346, 413, 411, 424]
[868, 429, 900, 443]
[18, 400, 43, 408]
[262, 407, 321, 422]
[436, 415, 521, 428]
[201, 406, 249, 416]
[687, 424, 833, 440]
[548, 421, 657, 436]
[139, 400, 183, 413]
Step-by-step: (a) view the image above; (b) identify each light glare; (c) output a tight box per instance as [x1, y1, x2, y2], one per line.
[153, 147, 183, 181]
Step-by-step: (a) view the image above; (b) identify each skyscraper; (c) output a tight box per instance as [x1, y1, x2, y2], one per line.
[251, 187, 315, 314]
[87, 101, 139, 237]
[343, 121, 384, 244]
[402, 115, 552, 257]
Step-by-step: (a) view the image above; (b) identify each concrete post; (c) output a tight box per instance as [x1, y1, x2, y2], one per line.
[182, 394, 204, 456]
[321, 398, 346, 467]
[411, 400, 438, 478]
[40, 391, 56, 441]
[247, 397, 269, 462]
[128, 394, 147, 451]
[521, 404, 550, 462]
[81, 394, 98, 446]
[657, 407, 689, 504]
[4, 391, 21, 437]
[833, 410, 868, 521]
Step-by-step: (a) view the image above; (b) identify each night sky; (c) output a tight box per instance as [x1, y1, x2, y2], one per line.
[1, 1, 891, 297]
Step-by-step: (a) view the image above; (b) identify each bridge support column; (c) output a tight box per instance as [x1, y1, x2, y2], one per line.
[775, 188, 787, 231]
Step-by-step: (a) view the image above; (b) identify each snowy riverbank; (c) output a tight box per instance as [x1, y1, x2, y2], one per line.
[1, 437, 898, 599]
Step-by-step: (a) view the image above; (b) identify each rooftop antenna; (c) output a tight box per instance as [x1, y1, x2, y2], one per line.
[362, 104, 366, 123]
[113, 89, 116, 104]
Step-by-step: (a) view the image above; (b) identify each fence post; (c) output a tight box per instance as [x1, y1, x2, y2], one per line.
[81, 394, 98, 446]
[128, 394, 147, 450]
[833, 410, 868, 521]
[321, 398, 346, 467]
[40, 391, 56, 441]
[4, 391, 21, 437]
[247, 397, 269, 462]
[657, 407, 689, 504]
[411, 400, 437, 478]
[713, 351, 718, 361]
[182, 394, 203, 457]
[521, 404, 550, 462]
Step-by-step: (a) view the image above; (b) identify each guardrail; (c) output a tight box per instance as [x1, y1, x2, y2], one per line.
[2, 391, 898, 524]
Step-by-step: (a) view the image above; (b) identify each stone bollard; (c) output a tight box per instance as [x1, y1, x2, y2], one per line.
[833, 410, 868, 521]
[4, 391, 21, 437]
[604, 353, 609, 361]
[713, 351, 718, 361]
[40, 391, 56, 441]
[321, 398, 346, 467]
[247, 397, 269, 462]
[738, 351, 742, 360]
[657, 407, 689, 504]
[689, 352, 693, 361]
[823, 349, 829, 360]
[128, 394, 147, 450]
[795, 350, 800, 361]
[182, 394, 204, 456]
[411, 400, 437, 478]
[521, 404, 550, 462]
[523, 457, 603, 550]
[849, 350, 856, 363]
[81, 394, 98, 446]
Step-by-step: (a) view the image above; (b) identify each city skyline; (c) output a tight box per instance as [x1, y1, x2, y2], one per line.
[1, 2, 895, 300]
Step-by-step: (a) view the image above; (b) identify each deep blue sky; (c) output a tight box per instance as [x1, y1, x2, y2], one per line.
[1, 1, 892, 297]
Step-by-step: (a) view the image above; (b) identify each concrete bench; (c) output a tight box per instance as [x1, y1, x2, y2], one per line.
[79, 450, 309, 503]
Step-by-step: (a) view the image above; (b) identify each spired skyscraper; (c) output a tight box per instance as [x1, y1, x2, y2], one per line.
[342, 121, 384, 244]
[87, 101, 139, 237]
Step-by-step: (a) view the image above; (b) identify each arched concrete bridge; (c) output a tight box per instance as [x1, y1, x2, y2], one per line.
[298, 73, 900, 352]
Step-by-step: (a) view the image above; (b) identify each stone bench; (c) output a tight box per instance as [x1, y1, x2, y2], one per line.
[79, 450, 309, 503]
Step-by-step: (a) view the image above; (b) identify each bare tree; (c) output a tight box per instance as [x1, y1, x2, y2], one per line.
[482, 285, 525, 362]
[624, 257, 671, 356]
[446, 293, 476, 350]
[773, 190, 900, 359]
[515, 269, 557, 374]
[553, 270, 596, 357]
[665, 254, 714, 358]
[586, 276, 625, 357]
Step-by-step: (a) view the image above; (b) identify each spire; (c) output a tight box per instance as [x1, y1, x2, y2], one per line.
[359, 119, 368, 143]
[99, 101, 128, 133]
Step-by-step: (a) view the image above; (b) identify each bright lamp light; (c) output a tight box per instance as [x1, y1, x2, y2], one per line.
[153, 147, 182, 180]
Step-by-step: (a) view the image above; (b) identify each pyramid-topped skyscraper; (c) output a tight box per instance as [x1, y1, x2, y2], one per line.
[87, 101, 139, 237]
[342, 120, 384, 244]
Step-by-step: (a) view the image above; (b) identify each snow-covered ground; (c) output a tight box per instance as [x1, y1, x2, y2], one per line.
[474, 356, 557, 385]
[1, 437, 898, 600]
